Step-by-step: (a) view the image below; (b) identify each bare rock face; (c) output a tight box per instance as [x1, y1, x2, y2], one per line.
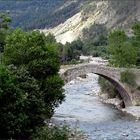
[40, 0, 140, 44]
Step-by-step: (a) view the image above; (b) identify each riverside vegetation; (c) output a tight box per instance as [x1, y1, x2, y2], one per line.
[98, 22, 140, 99]
[0, 13, 87, 140]
[73, 22, 140, 99]
[0, 13, 70, 139]
[0, 11, 140, 139]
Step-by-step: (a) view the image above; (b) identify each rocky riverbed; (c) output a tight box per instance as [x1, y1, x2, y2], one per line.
[52, 73, 140, 140]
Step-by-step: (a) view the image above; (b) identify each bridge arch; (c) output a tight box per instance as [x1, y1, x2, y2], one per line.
[60, 64, 133, 107]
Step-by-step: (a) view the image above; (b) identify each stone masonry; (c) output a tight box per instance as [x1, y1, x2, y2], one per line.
[60, 64, 140, 107]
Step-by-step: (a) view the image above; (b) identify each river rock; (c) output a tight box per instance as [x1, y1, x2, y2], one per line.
[122, 133, 129, 137]
[79, 74, 87, 79]
[69, 80, 75, 85]
[76, 77, 85, 81]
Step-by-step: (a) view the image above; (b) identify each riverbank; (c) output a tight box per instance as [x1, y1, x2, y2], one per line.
[99, 93, 140, 120]
[122, 106, 140, 120]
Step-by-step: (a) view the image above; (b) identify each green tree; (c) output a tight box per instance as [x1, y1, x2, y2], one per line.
[57, 43, 68, 62]
[0, 65, 47, 139]
[64, 39, 83, 61]
[1, 29, 65, 139]
[98, 76, 121, 99]
[108, 30, 137, 67]
[0, 13, 11, 53]
[132, 22, 140, 66]
[82, 24, 108, 57]
[46, 33, 56, 44]
[31, 126, 69, 140]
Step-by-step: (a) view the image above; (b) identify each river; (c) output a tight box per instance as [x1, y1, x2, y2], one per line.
[52, 73, 140, 140]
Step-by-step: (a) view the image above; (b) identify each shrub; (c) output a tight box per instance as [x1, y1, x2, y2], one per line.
[31, 125, 69, 140]
[137, 86, 140, 91]
[0, 65, 42, 139]
[98, 76, 121, 99]
[108, 30, 137, 67]
[121, 71, 136, 87]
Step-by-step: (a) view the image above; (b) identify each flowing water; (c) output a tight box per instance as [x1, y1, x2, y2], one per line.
[52, 73, 140, 140]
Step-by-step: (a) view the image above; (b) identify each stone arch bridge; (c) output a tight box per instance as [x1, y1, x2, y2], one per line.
[60, 64, 140, 107]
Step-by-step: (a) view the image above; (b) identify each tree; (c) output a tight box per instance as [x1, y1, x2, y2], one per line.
[0, 13, 11, 53]
[108, 30, 137, 67]
[132, 22, 140, 66]
[64, 39, 83, 61]
[98, 76, 121, 99]
[0, 65, 47, 139]
[82, 23, 108, 56]
[46, 33, 56, 44]
[1, 29, 65, 139]
[0, 13, 11, 29]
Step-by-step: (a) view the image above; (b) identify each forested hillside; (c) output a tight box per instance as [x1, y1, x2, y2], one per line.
[1, 0, 139, 33]
[0, 0, 83, 30]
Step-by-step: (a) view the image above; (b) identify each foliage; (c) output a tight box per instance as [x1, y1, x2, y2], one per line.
[98, 76, 121, 99]
[81, 2, 97, 21]
[121, 71, 136, 87]
[57, 23, 109, 61]
[0, 12, 11, 53]
[137, 86, 140, 91]
[58, 39, 83, 63]
[82, 24, 108, 45]
[0, 65, 47, 139]
[0, 30, 6, 53]
[0, 12, 11, 29]
[132, 21, 140, 38]
[0, 29, 65, 139]
[46, 33, 56, 44]
[62, 59, 84, 65]
[132, 22, 140, 66]
[0, 0, 80, 30]
[31, 123, 87, 140]
[82, 23, 108, 58]
[4, 29, 60, 73]
[31, 125, 69, 140]
[108, 30, 137, 67]
[65, 39, 83, 60]
[86, 45, 109, 58]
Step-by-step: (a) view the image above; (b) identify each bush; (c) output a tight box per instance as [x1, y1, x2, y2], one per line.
[31, 125, 69, 140]
[0, 65, 43, 139]
[121, 71, 136, 87]
[137, 86, 140, 91]
[108, 26, 139, 67]
[98, 76, 121, 99]
[0, 13, 11, 53]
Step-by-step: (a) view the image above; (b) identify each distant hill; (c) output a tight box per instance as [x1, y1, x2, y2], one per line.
[0, 0, 82, 30]
[1, 0, 140, 44]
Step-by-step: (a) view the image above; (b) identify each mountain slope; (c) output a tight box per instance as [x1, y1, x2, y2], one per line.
[40, 0, 140, 44]
[0, 0, 140, 43]
[0, 0, 83, 30]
